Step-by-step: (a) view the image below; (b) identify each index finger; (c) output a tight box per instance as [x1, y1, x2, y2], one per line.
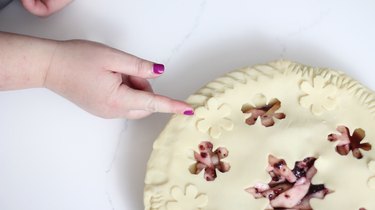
[118, 86, 194, 115]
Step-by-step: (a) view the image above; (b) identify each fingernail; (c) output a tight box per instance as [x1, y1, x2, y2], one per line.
[153, 63, 165, 74]
[183, 109, 194, 116]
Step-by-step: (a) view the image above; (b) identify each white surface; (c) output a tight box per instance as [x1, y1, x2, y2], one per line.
[0, 1, 374, 210]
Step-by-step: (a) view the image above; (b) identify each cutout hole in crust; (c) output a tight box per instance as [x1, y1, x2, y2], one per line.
[242, 96, 286, 127]
[245, 155, 332, 209]
[189, 141, 230, 181]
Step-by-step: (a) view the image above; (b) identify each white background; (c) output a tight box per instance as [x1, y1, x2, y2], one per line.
[0, 1, 374, 210]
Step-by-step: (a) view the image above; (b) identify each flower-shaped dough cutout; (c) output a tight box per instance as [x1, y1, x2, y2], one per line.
[328, 126, 372, 159]
[299, 76, 338, 115]
[166, 184, 208, 210]
[368, 161, 375, 190]
[241, 94, 286, 127]
[195, 98, 234, 138]
[245, 155, 331, 209]
[189, 141, 230, 181]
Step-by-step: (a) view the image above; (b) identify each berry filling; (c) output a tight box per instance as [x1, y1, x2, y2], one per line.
[242, 98, 286, 127]
[246, 155, 332, 209]
[328, 126, 372, 159]
[190, 141, 230, 181]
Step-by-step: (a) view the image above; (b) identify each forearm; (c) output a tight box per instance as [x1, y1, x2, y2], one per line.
[0, 31, 58, 90]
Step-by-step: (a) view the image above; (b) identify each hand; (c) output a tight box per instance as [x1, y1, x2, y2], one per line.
[44, 40, 193, 119]
[21, 0, 73, 17]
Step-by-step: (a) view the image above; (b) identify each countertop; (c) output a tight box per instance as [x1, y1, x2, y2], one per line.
[0, 1, 374, 210]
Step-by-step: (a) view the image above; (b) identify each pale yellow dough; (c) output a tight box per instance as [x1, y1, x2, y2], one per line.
[144, 60, 375, 210]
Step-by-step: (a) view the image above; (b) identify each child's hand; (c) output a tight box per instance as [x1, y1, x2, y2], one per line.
[44, 40, 193, 119]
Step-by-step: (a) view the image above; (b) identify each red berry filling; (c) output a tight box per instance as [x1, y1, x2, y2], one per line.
[246, 155, 332, 209]
[190, 141, 230, 181]
[242, 98, 286, 127]
[328, 126, 372, 159]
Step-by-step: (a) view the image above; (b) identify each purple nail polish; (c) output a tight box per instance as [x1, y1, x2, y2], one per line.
[153, 63, 165, 74]
[183, 110, 194, 116]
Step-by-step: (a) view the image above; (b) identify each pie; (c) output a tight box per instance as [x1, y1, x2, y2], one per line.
[144, 60, 375, 210]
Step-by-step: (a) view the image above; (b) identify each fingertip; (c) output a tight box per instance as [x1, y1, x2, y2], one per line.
[183, 109, 195, 116]
[153, 63, 165, 75]
[173, 102, 194, 116]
